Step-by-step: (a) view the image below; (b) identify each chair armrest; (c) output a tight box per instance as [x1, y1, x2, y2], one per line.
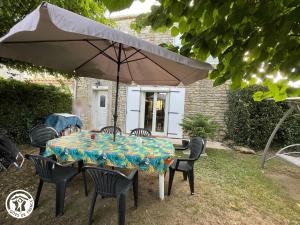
[176, 158, 195, 162]
[126, 169, 138, 181]
[174, 158, 195, 170]
[57, 159, 84, 173]
[174, 146, 188, 151]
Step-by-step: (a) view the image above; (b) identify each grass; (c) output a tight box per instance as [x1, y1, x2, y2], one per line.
[198, 149, 300, 224]
[1, 146, 300, 225]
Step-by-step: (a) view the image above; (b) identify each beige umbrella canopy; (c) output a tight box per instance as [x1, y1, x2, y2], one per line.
[0, 2, 213, 140]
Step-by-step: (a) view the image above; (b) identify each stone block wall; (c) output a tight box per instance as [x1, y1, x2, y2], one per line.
[184, 80, 229, 139]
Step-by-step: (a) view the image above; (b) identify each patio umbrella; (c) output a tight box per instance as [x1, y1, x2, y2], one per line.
[0, 2, 213, 141]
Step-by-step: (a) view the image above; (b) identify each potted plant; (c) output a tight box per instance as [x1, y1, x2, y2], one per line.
[180, 113, 219, 154]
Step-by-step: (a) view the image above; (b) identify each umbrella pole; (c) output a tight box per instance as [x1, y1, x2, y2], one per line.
[113, 43, 122, 142]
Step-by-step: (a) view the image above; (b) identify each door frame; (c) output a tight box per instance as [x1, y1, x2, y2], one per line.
[139, 89, 170, 136]
[91, 86, 109, 130]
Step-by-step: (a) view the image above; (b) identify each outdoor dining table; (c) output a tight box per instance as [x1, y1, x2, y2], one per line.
[44, 130, 175, 200]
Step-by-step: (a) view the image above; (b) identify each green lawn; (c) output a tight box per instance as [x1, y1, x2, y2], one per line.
[197, 149, 300, 224]
[1, 147, 300, 225]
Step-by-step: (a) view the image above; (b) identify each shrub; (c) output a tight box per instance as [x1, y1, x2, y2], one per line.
[180, 113, 219, 139]
[225, 86, 300, 150]
[0, 78, 72, 143]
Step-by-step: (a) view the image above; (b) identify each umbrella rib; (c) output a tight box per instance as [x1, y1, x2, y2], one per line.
[135, 49, 181, 82]
[74, 42, 115, 71]
[111, 42, 119, 59]
[86, 40, 118, 64]
[111, 42, 134, 81]
[120, 49, 141, 63]
[122, 57, 147, 64]
[122, 48, 134, 81]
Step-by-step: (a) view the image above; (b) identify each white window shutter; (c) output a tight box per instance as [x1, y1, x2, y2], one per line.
[125, 86, 141, 134]
[167, 88, 185, 138]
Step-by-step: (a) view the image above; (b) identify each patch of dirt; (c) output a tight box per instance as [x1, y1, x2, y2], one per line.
[267, 172, 300, 201]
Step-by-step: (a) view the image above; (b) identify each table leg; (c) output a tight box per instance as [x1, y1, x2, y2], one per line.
[159, 174, 164, 200]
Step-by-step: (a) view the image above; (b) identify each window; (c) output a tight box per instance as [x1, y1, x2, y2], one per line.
[100, 95, 106, 107]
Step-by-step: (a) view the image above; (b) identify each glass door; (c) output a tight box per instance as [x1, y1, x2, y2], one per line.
[155, 93, 167, 132]
[143, 92, 168, 135]
[144, 92, 154, 131]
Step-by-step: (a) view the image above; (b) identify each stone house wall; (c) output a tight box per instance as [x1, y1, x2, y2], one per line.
[75, 16, 229, 140]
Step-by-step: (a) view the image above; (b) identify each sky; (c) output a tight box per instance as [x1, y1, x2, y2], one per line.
[105, 0, 158, 18]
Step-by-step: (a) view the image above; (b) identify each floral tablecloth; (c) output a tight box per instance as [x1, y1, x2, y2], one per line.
[44, 130, 175, 174]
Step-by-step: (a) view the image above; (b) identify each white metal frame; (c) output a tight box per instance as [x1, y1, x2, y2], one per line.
[261, 98, 300, 168]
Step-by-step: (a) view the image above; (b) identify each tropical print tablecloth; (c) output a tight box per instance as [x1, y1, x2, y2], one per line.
[44, 130, 175, 174]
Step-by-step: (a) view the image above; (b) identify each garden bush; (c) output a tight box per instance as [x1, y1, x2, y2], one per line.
[225, 86, 300, 150]
[0, 78, 72, 143]
[180, 113, 219, 139]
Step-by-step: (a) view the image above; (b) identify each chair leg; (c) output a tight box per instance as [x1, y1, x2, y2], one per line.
[168, 168, 175, 196]
[34, 179, 43, 209]
[183, 172, 187, 181]
[117, 193, 126, 225]
[55, 182, 66, 217]
[133, 173, 138, 208]
[187, 170, 194, 195]
[82, 171, 88, 196]
[88, 191, 97, 225]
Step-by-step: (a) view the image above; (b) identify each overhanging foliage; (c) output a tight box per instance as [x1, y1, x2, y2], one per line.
[103, 0, 300, 101]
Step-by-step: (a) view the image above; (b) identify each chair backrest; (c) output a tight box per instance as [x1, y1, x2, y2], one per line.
[29, 124, 58, 148]
[0, 135, 20, 170]
[189, 137, 205, 161]
[85, 167, 128, 197]
[25, 154, 56, 181]
[99, 126, 122, 135]
[130, 128, 151, 137]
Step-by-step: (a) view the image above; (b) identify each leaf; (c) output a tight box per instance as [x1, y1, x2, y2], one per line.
[178, 18, 187, 33]
[231, 72, 243, 90]
[171, 2, 184, 18]
[171, 26, 179, 37]
[102, 0, 134, 12]
[252, 91, 264, 101]
[213, 74, 230, 86]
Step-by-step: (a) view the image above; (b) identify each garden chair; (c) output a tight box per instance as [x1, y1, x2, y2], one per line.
[174, 139, 190, 151]
[84, 166, 138, 225]
[25, 154, 88, 217]
[29, 124, 59, 154]
[129, 128, 151, 137]
[168, 137, 205, 195]
[99, 126, 122, 135]
[0, 134, 24, 171]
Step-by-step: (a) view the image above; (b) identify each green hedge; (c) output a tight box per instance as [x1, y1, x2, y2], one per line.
[0, 78, 72, 143]
[225, 86, 300, 150]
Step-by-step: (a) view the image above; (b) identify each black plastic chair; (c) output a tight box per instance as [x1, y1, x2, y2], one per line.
[0, 135, 24, 171]
[25, 154, 88, 217]
[168, 137, 205, 195]
[174, 139, 190, 151]
[29, 124, 59, 154]
[99, 126, 122, 135]
[84, 167, 138, 225]
[129, 128, 152, 137]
